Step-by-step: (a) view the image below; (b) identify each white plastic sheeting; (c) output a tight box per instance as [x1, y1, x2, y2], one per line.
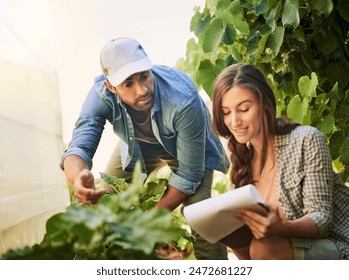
[0, 59, 70, 255]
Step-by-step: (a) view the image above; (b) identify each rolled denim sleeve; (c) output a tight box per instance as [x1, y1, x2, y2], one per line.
[168, 172, 201, 195]
[60, 146, 94, 170]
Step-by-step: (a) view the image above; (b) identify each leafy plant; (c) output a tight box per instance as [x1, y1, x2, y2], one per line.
[177, 0, 349, 181]
[1, 163, 192, 260]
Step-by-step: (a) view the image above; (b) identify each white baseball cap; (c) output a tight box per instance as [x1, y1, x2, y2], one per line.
[100, 38, 153, 86]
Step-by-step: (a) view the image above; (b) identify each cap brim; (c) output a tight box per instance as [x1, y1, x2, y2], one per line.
[107, 56, 153, 86]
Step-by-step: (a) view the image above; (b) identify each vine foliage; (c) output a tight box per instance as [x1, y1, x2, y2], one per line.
[177, 0, 349, 180]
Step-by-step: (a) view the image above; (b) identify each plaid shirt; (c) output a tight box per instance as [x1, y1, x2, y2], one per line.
[275, 126, 349, 259]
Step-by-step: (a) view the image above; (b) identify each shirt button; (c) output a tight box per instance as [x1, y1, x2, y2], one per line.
[130, 137, 133, 140]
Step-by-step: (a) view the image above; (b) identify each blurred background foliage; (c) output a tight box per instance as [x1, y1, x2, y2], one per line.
[177, 0, 349, 181]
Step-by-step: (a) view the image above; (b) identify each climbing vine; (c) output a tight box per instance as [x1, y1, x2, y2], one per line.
[177, 0, 349, 180]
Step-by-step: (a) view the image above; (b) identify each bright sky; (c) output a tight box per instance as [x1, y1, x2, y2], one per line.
[0, 0, 205, 176]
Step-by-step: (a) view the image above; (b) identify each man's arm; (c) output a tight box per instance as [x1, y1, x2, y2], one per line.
[154, 185, 188, 211]
[63, 154, 106, 205]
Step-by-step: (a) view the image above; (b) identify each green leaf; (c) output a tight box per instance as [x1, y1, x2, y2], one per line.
[100, 172, 127, 193]
[326, 62, 349, 92]
[329, 131, 346, 160]
[230, 0, 250, 34]
[117, 185, 142, 210]
[256, 33, 270, 62]
[254, 0, 269, 16]
[298, 72, 318, 98]
[282, 0, 300, 28]
[222, 24, 236, 45]
[197, 59, 226, 96]
[216, 0, 235, 24]
[287, 95, 309, 124]
[64, 207, 105, 230]
[230, 42, 245, 62]
[131, 161, 145, 188]
[313, 28, 338, 55]
[312, 0, 334, 17]
[190, 9, 211, 37]
[144, 178, 167, 197]
[266, 1, 282, 31]
[336, 0, 349, 21]
[337, 103, 349, 122]
[115, 208, 182, 255]
[203, 18, 225, 54]
[315, 115, 335, 134]
[265, 26, 285, 59]
[341, 139, 349, 165]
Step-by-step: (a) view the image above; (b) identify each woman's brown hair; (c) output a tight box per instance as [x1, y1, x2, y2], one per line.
[212, 64, 298, 187]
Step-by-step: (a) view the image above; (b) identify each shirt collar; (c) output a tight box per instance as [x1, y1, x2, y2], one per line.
[151, 72, 161, 113]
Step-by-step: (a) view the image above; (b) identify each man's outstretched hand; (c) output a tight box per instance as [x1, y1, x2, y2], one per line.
[73, 169, 106, 205]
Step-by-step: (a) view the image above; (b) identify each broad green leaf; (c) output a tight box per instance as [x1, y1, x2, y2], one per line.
[131, 161, 145, 188]
[144, 178, 167, 197]
[256, 33, 270, 62]
[100, 172, 127, 193]
[254, 0, 269, 16]
[115, 208, 182, 255]
[282, 0, 300, 28]
[222, 24, 236, 45]
[315, 93, 329, 116]
[197, 59, 226, 96]
[313, 0, 334, 16]
[190, 10, 211, 37]
[336, 0, 349, 21]
[216, 0, 231, 10]
[337, 103, 349, 122]
[313, 28, 338, 55]
[266, 1, 282, 31]
[206, 0, 219, 17]
[298, 72, 318, 98]
[232, 17, 250, 35]
[341, 139, 349, 165]
[326, 82, 339, 103]
[43, 213, 71, 245]
[287, 95, 309, 124]
[293, 26, 306, 43]
[265, 26, 285, 59]
[1, 159, 191, 260]
[64, 207, 105, 230]
[118, 184, 142, 209]
[202, 18, 225, 54]
[326, 62, 349, 90]
[216, 0, 234, 24]
[329, 131, 346, 160]
[230, 0, 250, 34]
[230, 41, 245, 62]
[315, 115, 335, 134]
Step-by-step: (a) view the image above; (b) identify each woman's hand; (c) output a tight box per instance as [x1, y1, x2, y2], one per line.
[235, 203, 286, 239]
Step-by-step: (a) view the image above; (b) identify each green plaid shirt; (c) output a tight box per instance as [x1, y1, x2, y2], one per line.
[275, 126, 349, 259]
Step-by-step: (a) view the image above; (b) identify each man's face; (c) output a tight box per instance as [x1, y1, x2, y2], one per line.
[105, 70, 155, 112]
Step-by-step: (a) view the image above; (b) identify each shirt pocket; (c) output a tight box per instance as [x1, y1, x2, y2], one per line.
[282, 171, 306, 211]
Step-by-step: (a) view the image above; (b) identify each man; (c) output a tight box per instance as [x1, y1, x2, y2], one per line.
[61, 37, 229, 259]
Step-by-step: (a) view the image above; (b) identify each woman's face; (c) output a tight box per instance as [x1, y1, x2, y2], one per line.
[221, 85, 263, 146]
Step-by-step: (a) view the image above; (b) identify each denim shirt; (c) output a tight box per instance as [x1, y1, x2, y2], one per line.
[61, 65, 229, 195]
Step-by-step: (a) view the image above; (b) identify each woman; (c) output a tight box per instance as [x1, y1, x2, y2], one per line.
[212, 63, 349, 260]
